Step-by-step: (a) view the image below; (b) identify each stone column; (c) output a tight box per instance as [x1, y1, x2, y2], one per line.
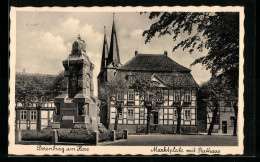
[52, 130, 58, 143]
[37, 106, 41, 131]
[110, 130, 116, 141]
[93, 131, 99, 145]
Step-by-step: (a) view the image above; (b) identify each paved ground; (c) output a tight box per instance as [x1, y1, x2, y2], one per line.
[99, 134, 238, 146]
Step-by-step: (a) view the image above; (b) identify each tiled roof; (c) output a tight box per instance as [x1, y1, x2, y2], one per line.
[117, 54, 191, 72]
[116, 71, 199, 88]
[156, 73, 199, 88]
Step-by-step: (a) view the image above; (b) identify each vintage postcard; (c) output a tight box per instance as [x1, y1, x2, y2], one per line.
[9, 6, 244, 155]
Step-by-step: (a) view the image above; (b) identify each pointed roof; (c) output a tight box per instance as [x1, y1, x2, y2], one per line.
[107, 13, 121, 67]
[118, 54, 191, 72]
[100, 26, 109, 72]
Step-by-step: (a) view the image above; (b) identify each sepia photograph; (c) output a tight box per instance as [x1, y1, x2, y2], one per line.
[9, 6, 244, 155]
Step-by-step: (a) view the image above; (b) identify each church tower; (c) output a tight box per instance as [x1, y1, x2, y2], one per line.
[97, 26, 109, 90]
[98, 13, 121, 88]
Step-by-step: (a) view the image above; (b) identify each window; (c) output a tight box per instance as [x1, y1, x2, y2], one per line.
[140, 109, 145, 117]
[173, 91, 180, 102]
[117, 93, 124, 101]
[184, 110, 191, 120]
[127, 75, 135, 83]
[118, 108, 123, 119]
[156, 91, 163, 102]
[127, 108, 134, 119]
[20, 110, 27, 120]
[230, 116, 235, 126]
[31, 110, 37, 120]
[184, 91, 191, 102]
[55, 103, 60, 115]
[173, 110, 177, 120]
[128, 90, 134, 102]
[214, 114, 219, 124]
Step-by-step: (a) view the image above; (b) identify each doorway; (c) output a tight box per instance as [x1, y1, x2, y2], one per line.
[222, 121, 227, 134]
[153, 112, 158, 124]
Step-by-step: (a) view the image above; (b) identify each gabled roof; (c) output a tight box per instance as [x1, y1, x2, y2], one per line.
[117, 54, 191, 72]
[150, 73, 168, 88]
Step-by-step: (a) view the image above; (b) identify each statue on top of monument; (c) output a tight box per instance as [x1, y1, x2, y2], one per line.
[72, 34, 86, 54]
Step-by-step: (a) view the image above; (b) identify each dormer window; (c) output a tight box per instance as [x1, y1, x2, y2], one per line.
[126, 73, 135, 84]
[117, 93, 124, 101]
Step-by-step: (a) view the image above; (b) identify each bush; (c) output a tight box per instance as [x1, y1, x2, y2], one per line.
[98, 123, 110, 142]
[57, 128, 95, 143]
[181, 126, 198, 134]
[21, 129, 52, 142]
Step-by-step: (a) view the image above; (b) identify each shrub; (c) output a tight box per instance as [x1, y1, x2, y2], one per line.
[181, 126, 198, 134]
[98, 123, 110, 142]
[57, 128, 95, 143]
[21, 129, 52, 142]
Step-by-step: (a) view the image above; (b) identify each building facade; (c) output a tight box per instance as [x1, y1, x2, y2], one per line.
[15, 102, 55, 130]
[206, 102, 236, 134]
[98, 16, 199, 133]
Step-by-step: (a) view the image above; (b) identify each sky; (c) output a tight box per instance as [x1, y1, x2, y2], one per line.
[16, 11, 211, 96]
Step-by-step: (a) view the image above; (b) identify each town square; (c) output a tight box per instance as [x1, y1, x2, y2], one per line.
[8, 7, 245, 155]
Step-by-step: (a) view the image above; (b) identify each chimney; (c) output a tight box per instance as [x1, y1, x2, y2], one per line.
[164, 51, 168, 57]
[135, 50, 138, 56]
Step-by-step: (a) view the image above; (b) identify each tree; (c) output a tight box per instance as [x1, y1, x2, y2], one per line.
[172, 72, 195, 134]
[143, 12, 239, 135]
[50, 70, 65, 98]
[198, 75, 237, 135]
[132, 76, 164, 134]
[143, 12, 239, 89]
[15, 73, 56, 107]
[98, 78, 128, 132]
[198, 79, 221, 135]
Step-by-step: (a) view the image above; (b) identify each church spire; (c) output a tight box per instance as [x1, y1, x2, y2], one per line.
[107, 13, 121, 67]
[100, 26, 109, 72]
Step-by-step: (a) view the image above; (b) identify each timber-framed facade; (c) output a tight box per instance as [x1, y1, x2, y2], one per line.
[97, 15, 199, 133]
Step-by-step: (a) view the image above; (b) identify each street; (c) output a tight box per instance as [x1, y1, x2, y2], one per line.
[99, 134, 238, 146]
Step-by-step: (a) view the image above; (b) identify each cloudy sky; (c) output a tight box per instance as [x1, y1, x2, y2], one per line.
[16, 11, 211, 96]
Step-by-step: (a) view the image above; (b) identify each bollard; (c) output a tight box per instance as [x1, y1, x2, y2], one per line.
[123, 129, 128, 139]
[110, 130, 116, 141]
[93, 131, 99, 145]
[17, 129, 22, 142]
[52, 130, 58, 143]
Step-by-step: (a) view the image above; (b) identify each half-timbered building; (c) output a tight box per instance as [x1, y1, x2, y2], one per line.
[98, 15, 199, 133]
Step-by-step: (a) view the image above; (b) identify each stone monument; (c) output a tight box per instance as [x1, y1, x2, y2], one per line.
[52, 35, 99, 131]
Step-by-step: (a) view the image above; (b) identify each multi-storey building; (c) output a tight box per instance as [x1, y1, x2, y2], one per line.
[98, 16, 199, 133]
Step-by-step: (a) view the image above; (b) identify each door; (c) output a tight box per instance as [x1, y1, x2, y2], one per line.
[153, 112, 158, 124]
[222, 121, 227, 134]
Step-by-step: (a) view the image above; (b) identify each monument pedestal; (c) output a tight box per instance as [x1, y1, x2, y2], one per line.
[52, 35, 99, 131]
